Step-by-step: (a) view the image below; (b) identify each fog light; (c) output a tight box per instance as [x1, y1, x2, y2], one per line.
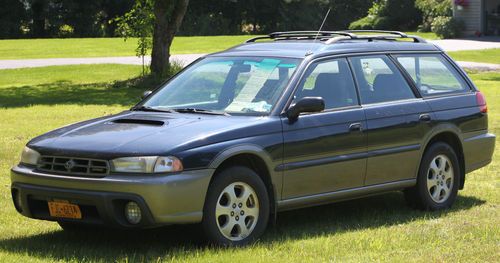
[124, 201, 142, 224]
[12, 189, 22, 213]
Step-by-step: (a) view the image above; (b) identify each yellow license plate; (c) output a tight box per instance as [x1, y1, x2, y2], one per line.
[48, 200, 82, 219]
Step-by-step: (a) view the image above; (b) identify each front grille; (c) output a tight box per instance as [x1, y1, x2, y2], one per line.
[37, 156, 109, 177]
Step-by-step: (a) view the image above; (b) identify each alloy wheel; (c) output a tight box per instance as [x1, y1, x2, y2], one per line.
[215, 182, 259, 241]
[426, 154, 454, 203]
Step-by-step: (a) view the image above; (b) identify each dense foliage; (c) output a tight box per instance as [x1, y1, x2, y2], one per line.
[114, 0, 154, 74]
[431, 16, 464, 38]
[349, 0, 422, 31]
[415, 0, 452, 32]
[0, 0, 373, 39]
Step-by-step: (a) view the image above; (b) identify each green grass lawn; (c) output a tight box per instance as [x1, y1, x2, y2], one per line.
[447, 48, 500, 64]
[0, 65, 498, 262]
[0, 32, 439, 60]
[406, 31, 440, 40]
[0, 35, 255, 60]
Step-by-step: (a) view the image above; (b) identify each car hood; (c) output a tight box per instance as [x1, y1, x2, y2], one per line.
[28, 111, 281, 159]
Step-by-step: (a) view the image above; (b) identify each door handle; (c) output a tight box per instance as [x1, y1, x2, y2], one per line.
[349, 123, 363, 132]
[419, 114, 432, 122]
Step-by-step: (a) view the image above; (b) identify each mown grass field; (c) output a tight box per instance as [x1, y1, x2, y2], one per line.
[0, 32, 439, 60]
[447, 49, 500, 65]
[0, 36, 255, 60]
[0, 65, 498, 262]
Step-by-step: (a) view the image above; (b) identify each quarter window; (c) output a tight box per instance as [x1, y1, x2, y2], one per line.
[349, 55, 416, 104]
[294, 58, 359, 110]
[396, 54, 469, 96]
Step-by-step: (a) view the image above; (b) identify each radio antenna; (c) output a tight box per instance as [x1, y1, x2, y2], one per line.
[313, 8, 331, 42]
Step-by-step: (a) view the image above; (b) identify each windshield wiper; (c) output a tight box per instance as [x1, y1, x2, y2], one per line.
[171, 108, 230, 116]
[131, 106, 174, 113]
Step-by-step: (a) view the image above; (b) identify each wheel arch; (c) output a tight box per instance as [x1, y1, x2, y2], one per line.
[208, 144, 280, 220]
[420, 128, 465, 189]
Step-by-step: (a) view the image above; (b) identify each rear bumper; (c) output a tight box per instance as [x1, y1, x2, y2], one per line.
[463, 132, 496, 173]
[10, 165, 214, 227]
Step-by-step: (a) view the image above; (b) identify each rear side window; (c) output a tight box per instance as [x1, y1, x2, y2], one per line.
[294, 58, 359, 110]
[395, 54, 470, 96]
[349, 55, 415, 104]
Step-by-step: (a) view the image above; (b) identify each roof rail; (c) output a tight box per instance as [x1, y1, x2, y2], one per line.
[245, 31, 355, 43]
[340, 30, 426, 43]
[245, 30, 427, 44]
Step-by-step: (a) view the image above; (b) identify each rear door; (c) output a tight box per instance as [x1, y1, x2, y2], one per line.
[349, 54, 432, 185]
[281, 57, 367, 199]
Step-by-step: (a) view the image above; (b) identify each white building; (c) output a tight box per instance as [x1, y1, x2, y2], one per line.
[453, 0, 500, 36]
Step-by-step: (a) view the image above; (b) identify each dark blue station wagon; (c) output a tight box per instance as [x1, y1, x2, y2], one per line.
[11, 31, 495, 246]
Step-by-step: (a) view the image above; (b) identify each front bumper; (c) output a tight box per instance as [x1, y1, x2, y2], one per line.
[11, 165, 214, 227]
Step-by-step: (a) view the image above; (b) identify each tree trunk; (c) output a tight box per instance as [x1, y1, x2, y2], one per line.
[151, 0, 189, 76]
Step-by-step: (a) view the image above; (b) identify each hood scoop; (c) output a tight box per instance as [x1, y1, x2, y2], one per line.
[111, 118, 166, 126]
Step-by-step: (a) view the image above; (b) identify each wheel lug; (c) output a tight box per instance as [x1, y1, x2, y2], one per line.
[240, 211, 244, 215]
[232, 203, 236, 208]
[235, 216, 239, 221]
[230, 211, 234, 216]
[238, 203, 242, 208]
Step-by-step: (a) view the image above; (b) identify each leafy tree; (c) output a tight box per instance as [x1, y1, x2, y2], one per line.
[0, 0, 26, 38]
[349, 0, 422, 31]
[114, 0, 154, 74]
[101, 0, 135, 36]
[415, 0, 452, 32]
[180, 0, 241, 35]
[30, 0, 48, 37]
[150, 0, 189, 76]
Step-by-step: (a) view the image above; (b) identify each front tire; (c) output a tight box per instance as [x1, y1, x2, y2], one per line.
[202, 166, 270, 246]
[405, 142, 460, 210]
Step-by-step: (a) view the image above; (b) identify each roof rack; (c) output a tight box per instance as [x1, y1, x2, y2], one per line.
[341, 30, 426, 43]
[246, 31, 356, 42]
[245, 30, 426, 44]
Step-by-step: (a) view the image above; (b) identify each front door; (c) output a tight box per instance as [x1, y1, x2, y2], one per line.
[281, 57, 367, 199]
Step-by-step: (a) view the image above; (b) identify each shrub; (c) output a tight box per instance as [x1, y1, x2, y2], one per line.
[348, 0, 421, 31]
[431, 16, 465, 38]
[349, 16, 391, 30]
[415, 0, 452, 32]
[58, 24, 74, 38]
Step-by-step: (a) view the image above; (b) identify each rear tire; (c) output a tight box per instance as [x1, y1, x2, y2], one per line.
[202, 166, 270, 246]
[405, 142, 460, 210]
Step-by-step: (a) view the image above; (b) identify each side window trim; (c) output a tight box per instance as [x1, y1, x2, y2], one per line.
[285, 56, 361, 114]
[387, 54, 423, 98]
[347, 54, 418, 105]
[346, 57, 363, 106]
[392, 53, 473, 98]
[441, 53, 476, 92]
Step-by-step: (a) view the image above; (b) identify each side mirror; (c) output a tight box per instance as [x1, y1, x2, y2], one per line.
[142, 90, 153, 99]
[286, 97, 325, 121]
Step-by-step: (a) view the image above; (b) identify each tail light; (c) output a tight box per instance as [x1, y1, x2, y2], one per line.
[476, 91, 487, 113]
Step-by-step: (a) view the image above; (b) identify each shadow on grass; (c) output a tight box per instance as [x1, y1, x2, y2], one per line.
[0, 76, 165, 108]
[0, 193, 485, 261]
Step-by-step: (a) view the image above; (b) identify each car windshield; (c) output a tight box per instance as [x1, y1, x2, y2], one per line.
[142, 56, 301, 115]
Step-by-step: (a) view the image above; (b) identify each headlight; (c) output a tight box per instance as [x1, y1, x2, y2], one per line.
[110, 156, 183, 173]
[20, 146, 40, 165]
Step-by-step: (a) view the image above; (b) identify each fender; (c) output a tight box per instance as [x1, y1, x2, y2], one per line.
[415, 122, 465, 186]
[208, 143, 282, 221]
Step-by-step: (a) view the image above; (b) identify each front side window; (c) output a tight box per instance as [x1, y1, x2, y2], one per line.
[396, 54, 469, 96]
[144, 57, 300, 115]
[293, 58, 359, 109]
[349, 55, 416, 104]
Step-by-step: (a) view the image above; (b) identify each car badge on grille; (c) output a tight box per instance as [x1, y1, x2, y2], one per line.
[64, 160, 76, 170]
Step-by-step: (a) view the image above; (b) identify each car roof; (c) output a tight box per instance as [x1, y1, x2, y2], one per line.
[207, 31, 442, 59]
